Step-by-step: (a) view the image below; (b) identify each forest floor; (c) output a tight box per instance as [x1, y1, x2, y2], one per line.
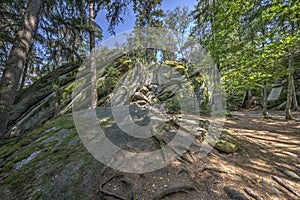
[98, 109, 300, 200]
[1, 109, 299, 199]
[196, 109, 300, 200]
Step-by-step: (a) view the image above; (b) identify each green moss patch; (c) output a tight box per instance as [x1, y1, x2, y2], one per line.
[214, 139, 242, 154]
[0, 110, 127, 198]
[205, 130, 242, 154]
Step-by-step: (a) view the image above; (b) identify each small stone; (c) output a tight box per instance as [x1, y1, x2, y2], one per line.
[45, 127, 56, 133]
[15, 150, 41, 170]
[261, 178, 267, 185]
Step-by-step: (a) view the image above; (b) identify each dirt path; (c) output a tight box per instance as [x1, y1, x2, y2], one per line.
[191, 110, 300, 200]
[96, 110, 300, 199]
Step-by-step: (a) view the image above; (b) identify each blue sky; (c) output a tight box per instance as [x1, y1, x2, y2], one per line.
[96, 0, 197, 40]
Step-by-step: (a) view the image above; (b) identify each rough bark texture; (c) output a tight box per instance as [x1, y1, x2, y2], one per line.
[292, 80, 298, 111]
[89, 0, 98, 109]
[242, 90, 252, 109]
[285, 55, 294, 120]
[262, 82, 269, 117]
[0, 0, 45, 137]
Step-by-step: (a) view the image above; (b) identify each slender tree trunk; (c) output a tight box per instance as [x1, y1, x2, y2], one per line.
[286, 54, 294, 120]
[292, 80, 299, 111]
[89, 0, 98, 108]
[262, 81, 269, 117]
[286, 2, 297, 117]
[0, 0, 45, 137]
[242, 90, 252, 109]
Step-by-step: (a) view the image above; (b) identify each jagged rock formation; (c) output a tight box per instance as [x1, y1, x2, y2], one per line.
[7, 62, 81, 136]
[7, 58, 208, 137]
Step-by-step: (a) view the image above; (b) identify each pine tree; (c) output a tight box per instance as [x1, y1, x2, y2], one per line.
[0, 0, 45, 137]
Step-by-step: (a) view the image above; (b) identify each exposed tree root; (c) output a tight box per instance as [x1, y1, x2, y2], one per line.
[272, 176, 300, 198]
[224, 186, 248, 200]
[99, 188, 127, 200]
[198, 165, 238, 175]
[152, 184, 196, 200]
[275, 165, 300, 182]
[244, 188, 264, 200]
[170, 146, 193, 165]
[99, 174, 135, 200]
[151, 134, 194, 165]
[205, 180, 212, 196]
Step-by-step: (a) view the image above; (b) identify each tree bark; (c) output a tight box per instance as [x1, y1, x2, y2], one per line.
[286, 54, 294, 119]
[18, 58, 30, 92]
[292, 78, 298, 111]
[18, 23, 37, 93]
[89, 0, 98, 108]
[0, 0, 45, 137]
[262, 81, 269, 117]
[242, 90, 251, 109]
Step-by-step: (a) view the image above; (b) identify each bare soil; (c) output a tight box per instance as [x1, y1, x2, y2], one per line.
[99, 110, 300, 200]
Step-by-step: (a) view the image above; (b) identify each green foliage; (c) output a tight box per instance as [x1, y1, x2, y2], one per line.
[105, 0, 131, 35]
[165, 97, 181, 114]
[0, 0, 27, 74]
[98, 65, 121, 97]
[192, 0, 300, 108]
[133, 0, 164, 27]
[163, 60, 211, 113]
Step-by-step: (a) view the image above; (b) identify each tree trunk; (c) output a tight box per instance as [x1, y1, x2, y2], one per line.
[18, 23, 37, 93]
[242, 90, 252, 109]
[262, 82, 269, 117]
[89, 0, 98, 108]
[285, 54, 294, 120]
[0, 0, 45, 137]
[18, 59, 29, 92]
[292, 79, 299, 111]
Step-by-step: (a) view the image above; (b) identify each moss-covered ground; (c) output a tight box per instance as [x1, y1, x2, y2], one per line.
[0, 114, 105, 199]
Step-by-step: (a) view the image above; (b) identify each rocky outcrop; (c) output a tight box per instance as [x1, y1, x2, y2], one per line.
[7, 62, 81, 136]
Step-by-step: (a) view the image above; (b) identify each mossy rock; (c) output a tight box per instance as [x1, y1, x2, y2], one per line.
[214, 139, 242, 154]
[205, 130, 242, 154]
